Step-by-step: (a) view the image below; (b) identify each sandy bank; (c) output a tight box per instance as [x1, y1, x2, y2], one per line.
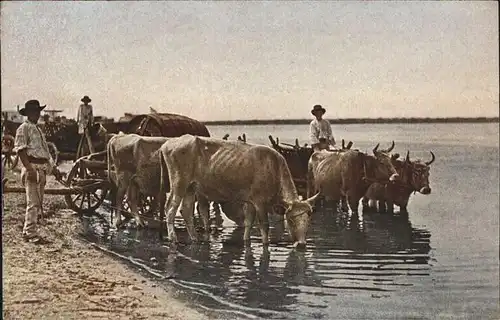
[2, 170, 209, 320]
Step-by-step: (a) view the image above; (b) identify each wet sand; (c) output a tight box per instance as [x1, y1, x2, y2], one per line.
[2, 170, 209, 320]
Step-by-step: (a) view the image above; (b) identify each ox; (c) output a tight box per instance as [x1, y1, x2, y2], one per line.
[363, 151, 435, 213]
[159, 135, 320, 248]
[106, 133, 169, 228]
[307, 141, 399, 214]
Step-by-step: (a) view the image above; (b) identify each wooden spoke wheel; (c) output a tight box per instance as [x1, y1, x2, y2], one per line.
[2, 152, 19, 171]
[1, 135, 18, 170]
[64, 160, 109, 216]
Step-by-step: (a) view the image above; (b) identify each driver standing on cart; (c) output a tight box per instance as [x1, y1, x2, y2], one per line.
[76, 95, 95, 156]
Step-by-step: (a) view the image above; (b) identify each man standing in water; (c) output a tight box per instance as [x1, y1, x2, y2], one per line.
[309, 104, 336, 151]
[14, 100, 63, 244]
[76, 95, 94, 156]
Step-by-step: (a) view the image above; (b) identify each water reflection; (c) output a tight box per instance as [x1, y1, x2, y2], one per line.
[82, 206, 432, 319]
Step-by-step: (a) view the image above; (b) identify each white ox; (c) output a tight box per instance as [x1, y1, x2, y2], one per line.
[159, 135, 320, 248]
[106, 133, 169, 228]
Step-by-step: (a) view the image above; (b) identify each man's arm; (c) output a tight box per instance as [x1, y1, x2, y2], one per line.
[309, 122, 320, 145]
[326, 121, 336, 146]
[14, 125, 36, 180]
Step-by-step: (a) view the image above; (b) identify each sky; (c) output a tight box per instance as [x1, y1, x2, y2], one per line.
[1, 1, 498, 121]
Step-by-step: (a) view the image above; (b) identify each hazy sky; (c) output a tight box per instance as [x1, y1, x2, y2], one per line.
[1, 1, 498, 120]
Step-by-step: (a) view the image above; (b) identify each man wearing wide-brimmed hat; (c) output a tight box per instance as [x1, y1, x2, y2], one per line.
[76, 95, 95, 156]
[13, 100, 63, 244]
[309, 104, 336, 152]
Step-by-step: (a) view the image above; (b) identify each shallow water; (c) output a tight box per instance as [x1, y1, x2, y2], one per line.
[81, 123, 499, 319]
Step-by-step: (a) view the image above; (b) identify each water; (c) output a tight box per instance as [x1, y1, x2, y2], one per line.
[81, 123, 499, 319]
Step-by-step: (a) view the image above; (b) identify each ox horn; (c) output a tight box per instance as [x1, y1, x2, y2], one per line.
[346, 141, 353, 149]
[342, 139, 345, 149]
[372, 143, 380, 154]
[295, 138, 300, 148]
[405, 150, 410, 163]
[305, 192, 321, 207]
[243, 133, 246, 142]
[425, 151, 435, 166]
[383, 140, 395, 153]
[268, 135, 277, 146]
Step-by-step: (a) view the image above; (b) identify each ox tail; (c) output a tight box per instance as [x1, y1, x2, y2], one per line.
[159, 149, 168, 204]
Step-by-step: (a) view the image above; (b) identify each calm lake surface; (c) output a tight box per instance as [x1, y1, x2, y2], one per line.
[84, 123, 499, 320]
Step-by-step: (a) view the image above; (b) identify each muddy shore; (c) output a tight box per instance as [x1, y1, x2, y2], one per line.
[2, 170, 210, 320]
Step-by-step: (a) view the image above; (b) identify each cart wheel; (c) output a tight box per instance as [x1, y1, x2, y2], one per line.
[64, 160, 108, 215]
[2, 153, 19, 170]
[1, 135, 18, 170]
[47, 142, 59, 165]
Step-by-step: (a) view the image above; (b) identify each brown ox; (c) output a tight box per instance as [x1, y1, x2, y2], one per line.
[363, 151, 435, 213]
[106, 133, 169, 228]
[307, 141, 400, 214]
[159, 135, 320, 248]
[269, 137, 354, 199]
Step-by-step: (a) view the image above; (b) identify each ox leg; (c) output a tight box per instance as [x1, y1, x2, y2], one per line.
[347, 193, 361, 215]
[127, 185, 145, 228]
[361, 197, 369, 209]
[212, 202, 224, 228]
[113, 180, 129, 229]
[386, 200, 394, 214]
[157, 192, 166, 225]
[197, 196, 211, 242]
[243, 203, 256, 246]
[378, 200, 387, 213]
[180, 191, 198, 243]
[340, 196, 349, 213]
[257, 206, 270, 246]
[165, 193, 183, 243]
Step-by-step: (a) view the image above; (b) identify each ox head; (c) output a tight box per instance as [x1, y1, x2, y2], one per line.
[273, 193, 320, 250]
[368, 141, 400, 182]
[402, 151, 435, 195]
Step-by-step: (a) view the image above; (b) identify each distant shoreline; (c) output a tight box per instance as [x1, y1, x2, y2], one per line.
[203, 117, 499, 126]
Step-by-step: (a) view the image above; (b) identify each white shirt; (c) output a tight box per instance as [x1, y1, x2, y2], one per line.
[77, 103, 94, 134]
[14, 120, 56, 170]
[309, 118, 336, 146]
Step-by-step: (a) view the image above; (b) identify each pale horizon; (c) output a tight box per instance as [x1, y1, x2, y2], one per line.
[1, 1, 498, 121]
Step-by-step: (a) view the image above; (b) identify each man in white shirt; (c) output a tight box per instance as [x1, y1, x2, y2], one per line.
[76, 95, 95, 155]
[309, 104, 336, 151]
[14, 100, 63, 243]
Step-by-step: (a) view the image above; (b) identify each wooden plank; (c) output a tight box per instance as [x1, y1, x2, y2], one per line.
[79, 159, 107, 170]
[3, 186, 79, 195]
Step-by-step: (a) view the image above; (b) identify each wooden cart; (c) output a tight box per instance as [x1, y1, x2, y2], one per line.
[3, 112, 212, 221]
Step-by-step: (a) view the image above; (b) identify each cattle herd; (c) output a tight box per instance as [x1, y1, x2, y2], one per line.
[106, 133, 435, 249]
